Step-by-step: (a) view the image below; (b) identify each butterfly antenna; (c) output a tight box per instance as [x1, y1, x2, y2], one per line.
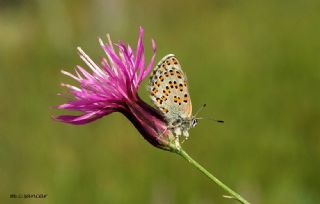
[194, 104, 224, 123]
[198, 117, 224, 123]
[194, 104, 207, 117]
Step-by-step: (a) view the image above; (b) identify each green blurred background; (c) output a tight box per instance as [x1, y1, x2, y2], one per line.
[1, 0, 319, 203]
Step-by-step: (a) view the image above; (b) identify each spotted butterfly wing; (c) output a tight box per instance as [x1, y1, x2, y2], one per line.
[149, 54, 192, 124]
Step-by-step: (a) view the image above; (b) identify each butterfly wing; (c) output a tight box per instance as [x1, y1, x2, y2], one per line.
[149, 54, 192, 122]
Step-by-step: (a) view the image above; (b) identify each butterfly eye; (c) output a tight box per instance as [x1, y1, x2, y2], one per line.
[191, 118, 198, 128]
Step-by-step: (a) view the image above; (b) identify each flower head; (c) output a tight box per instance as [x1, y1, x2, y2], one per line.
[55, 27, 177, 151]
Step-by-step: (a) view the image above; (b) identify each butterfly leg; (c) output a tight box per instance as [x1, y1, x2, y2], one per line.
[158, 124, 179, 138]
[174, 127, 182, 136]
[182, 130, 189, 138]
[175, 135, 181, 149]
[158, 126, 170, 139]
[180, 130, 189, 143]
[157, 126, 181, 149]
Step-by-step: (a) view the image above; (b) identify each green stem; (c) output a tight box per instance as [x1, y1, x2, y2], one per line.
[176, 148, 250, 204]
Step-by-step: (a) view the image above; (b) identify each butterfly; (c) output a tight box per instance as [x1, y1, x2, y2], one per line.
[149, 54, 198, 139]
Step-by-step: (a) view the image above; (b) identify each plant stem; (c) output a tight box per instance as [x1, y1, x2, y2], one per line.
[176, 148, 250, 204]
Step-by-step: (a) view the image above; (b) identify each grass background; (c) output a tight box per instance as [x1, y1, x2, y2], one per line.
[0, 0, 319, 203]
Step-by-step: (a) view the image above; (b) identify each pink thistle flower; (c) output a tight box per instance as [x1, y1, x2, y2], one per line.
[54, 27, 177, 151]
[53, 27, 251, 204]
